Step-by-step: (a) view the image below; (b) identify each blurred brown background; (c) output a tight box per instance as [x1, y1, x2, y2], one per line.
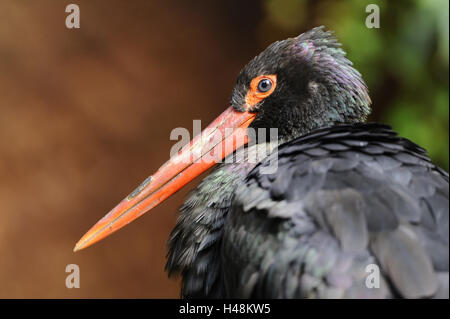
[0, 0, 448, 298]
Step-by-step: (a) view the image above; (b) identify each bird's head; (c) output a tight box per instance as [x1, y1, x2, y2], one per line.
[74, 27, 372, 251]
[231, 26, 371, 142]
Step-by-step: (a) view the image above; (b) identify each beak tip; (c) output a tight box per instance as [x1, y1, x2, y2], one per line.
[73, 239, 86, 252]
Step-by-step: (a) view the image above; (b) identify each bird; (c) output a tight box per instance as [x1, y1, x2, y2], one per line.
[74, 26, 449, 299]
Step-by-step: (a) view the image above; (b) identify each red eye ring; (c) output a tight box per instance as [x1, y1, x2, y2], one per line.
[245, 74, 277, 110]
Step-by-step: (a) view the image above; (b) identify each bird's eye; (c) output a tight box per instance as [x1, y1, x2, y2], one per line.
[257, 78, 272, 93]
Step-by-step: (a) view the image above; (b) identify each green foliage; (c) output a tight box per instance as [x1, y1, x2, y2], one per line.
[261, 0, 449, 170]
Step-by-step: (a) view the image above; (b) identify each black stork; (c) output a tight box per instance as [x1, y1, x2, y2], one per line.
[74, 27, 449, 298]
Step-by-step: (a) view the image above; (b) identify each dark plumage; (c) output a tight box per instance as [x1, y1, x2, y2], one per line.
[166, 27, 449, 298]
[225, 124, 448, 298]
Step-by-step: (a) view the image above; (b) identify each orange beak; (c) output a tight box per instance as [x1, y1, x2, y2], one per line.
[74, 106, 256, 251]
